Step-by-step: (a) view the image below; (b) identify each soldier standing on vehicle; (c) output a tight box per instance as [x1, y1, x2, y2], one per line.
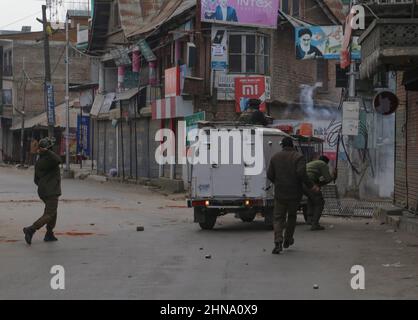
[23, 137, 62, 245]
[304, 155, 337, 231]
[267, 137, 319, 254]
[239, 99, 268, 126]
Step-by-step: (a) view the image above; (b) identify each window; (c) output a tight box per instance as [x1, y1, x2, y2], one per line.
[281, 0, 289, 14]
[3, 51, 12, 76]
[292, 0, 300, 17]
[316, 60, 329, 92]
[112, 1, 120, 30]
[2, 89, 12, 105]
[228, 34, 270, 74]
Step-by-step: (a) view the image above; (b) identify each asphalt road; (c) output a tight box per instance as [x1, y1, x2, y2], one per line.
[1, 166, 418, 300]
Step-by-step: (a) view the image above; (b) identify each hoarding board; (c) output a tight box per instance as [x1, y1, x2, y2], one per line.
[201, 0, 279, 29]
[295, 26, 343, 60]
[235, 76, 267, 112]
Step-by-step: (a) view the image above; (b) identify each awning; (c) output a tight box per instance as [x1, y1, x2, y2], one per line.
[151, 96, 193, 120]
[90, 94, 105, 117]
[115, 88, 139, 101]
[11, 101, 79, 130]
[90, 92, 115, 116]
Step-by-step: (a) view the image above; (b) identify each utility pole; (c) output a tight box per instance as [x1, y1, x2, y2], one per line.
[41, 4, 54, 138]
[64, 13, 71, 178]
[20, 58, 27, 167]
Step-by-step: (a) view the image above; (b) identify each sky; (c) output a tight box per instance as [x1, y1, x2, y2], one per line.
[0, 0, 90, 32]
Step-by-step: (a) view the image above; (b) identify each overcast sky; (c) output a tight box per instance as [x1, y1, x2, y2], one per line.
[0, 0, 90, 32]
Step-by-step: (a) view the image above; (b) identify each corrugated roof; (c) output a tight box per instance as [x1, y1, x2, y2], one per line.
[118, 0, 195, 39]
[11, 101, 79, 130]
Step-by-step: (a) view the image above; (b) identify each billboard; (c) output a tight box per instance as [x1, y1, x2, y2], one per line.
[235, 76, 267, 113]
[295, 26, 343, 60]
[201, 0, 279, 29]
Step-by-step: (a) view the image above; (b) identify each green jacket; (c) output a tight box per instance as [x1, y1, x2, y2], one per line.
[267, 147, 314, 200]
[306, 160, 333, 186]
[34, 150, 62, 198]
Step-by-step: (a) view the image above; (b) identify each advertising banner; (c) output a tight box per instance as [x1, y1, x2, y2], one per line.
[295, 26, 343, 60]
[77, 115, 90, 157]
[201, 0, 279, 29]
[235, 76, 267, 112]
[185, 111, 206, 145]
[211, 26, 228, 70]
[45, 82, 56, 126]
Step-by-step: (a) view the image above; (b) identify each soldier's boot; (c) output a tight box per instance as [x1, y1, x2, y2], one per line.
[23, 226, 36, 245]
[310, 224, 325, 231]
[272, 242, 283, 254]
[283, 238, 294, 249]
[44, 229, 58, 242]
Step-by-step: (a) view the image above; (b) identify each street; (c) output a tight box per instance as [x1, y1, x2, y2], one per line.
[1, 166, 418, 300]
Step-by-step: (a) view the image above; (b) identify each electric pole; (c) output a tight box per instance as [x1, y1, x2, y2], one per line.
[41, 4, 54, 138]
[64, 13, 71, 178]
[20, 58, 27, 167]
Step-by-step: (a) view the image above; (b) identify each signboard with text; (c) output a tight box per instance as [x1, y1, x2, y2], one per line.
[201, 0, 279, 29]
[235, 76, 267, 112]
[76, 115, 90, 157]
[46, 82, 56, 126]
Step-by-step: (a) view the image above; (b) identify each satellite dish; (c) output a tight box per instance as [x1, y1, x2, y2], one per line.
[373, 91, 399, 115]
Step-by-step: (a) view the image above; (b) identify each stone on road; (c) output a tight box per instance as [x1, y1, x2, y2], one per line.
[1, 167, 418, 299]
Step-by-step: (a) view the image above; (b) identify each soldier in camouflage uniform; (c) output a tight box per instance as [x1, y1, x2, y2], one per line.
[23, 137, 62, 245]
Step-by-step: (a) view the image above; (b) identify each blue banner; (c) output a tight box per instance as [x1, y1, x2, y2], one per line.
[46, 82, 56, 126]
[76, 115, 90, 157]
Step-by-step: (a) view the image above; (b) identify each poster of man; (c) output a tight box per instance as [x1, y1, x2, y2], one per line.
[295, 26, 343, 60]
[201, 0, 279, 29]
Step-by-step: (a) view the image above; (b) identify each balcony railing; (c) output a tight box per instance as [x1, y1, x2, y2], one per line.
[358, 18, 418, 78]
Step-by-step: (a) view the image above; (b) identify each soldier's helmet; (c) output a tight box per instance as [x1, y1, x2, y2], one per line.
[39, 137, 55, 149]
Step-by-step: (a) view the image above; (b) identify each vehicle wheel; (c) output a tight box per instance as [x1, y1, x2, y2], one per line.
[198, 210, 218, 230]
[239, 211, 256, 223]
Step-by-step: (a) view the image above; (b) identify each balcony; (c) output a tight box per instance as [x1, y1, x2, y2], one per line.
[358, 18, 418, 79]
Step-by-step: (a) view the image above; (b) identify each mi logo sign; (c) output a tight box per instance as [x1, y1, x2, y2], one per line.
[350, 265, 365, 290]
[242, 84, 259, 96]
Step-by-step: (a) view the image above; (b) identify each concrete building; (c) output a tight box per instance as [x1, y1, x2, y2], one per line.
[0, 11, 92, 163]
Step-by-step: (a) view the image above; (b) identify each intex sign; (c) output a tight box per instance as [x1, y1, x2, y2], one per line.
[235, 77, 266, 113]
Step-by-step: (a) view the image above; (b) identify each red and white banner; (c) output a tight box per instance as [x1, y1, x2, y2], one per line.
[235, 76, 267, 113]
[152, 96, 193, 120]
